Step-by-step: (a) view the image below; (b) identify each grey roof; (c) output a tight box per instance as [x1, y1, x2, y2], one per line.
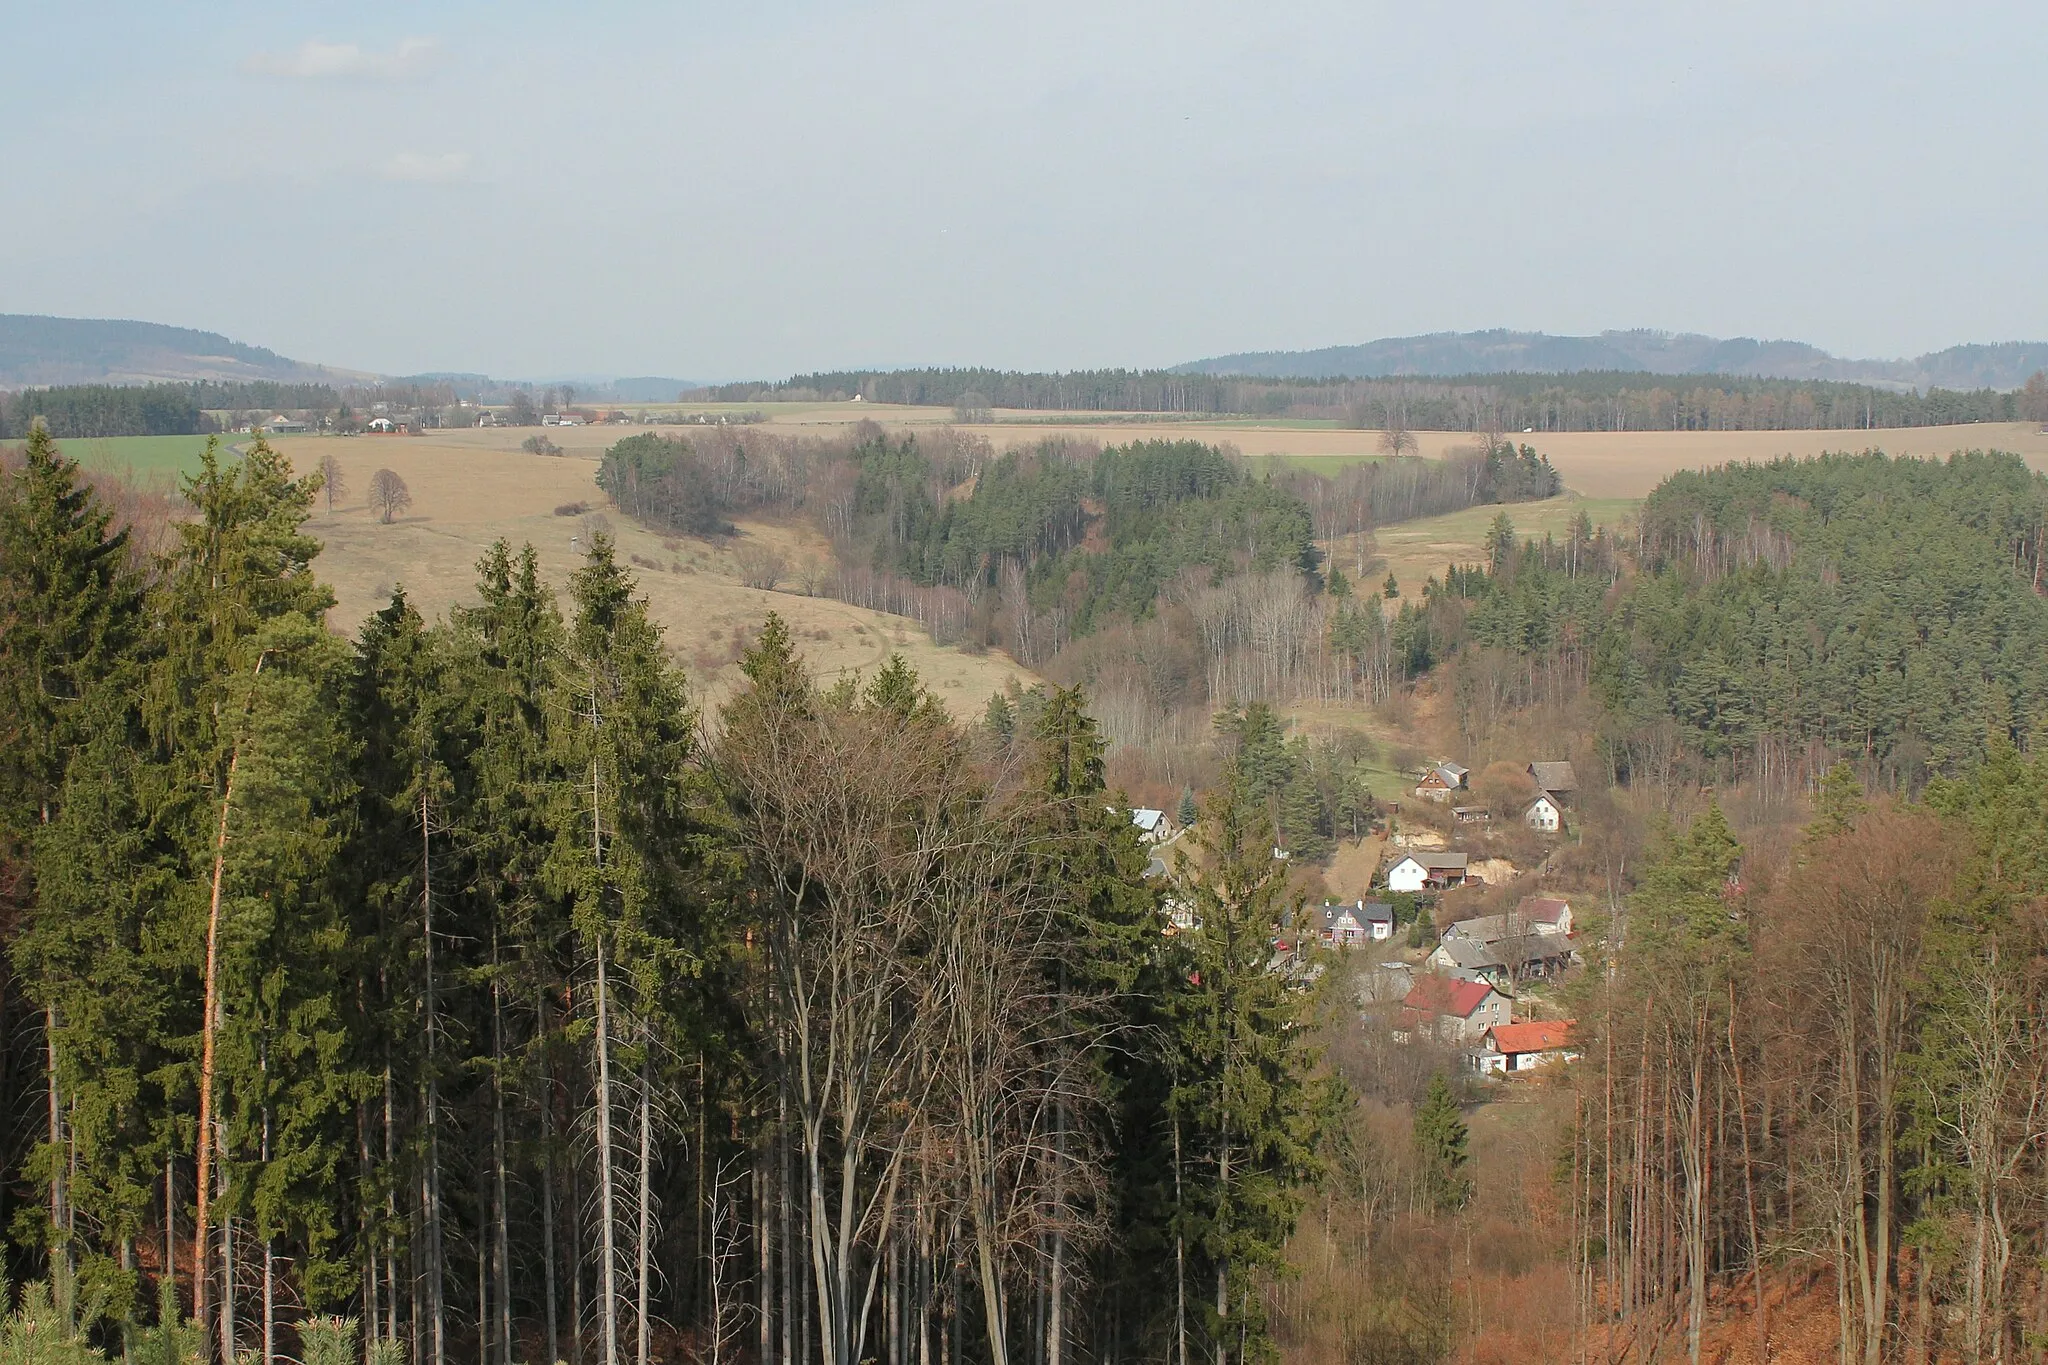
[1434, 937, 1504, 970]
[1406, 851, 1468, 870]
[1360, 901, 1395, 923]
[1528, 761, 1578, 793]
[1438, 761, 1470, 780]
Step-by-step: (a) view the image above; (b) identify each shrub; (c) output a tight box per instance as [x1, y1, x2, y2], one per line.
[554, 501, 589, 517]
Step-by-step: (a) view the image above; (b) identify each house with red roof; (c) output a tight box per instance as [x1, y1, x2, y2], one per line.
[1395, 975, 1510, 1044]
[1478, 1019, 1579, 1074]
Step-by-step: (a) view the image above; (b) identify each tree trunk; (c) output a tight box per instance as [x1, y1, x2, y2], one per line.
[493, 965, 512, 1365]
[636, 1026, 653, 1365]
[594, 933, 622, 1365]
[423, 790, 447, 1365]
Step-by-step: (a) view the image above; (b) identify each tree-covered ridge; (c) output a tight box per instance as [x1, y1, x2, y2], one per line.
[1411, 450, 2048, 784]
[850, 437, 1321, 631]
[691, 364, 2046, 431]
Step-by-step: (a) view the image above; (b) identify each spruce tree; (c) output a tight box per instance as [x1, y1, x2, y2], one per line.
[0, 424, 141, 844]
[1167, 770, 1328, 1365]
[1412, 1074, 1470, 1214]
[545, 536, 707, 1365]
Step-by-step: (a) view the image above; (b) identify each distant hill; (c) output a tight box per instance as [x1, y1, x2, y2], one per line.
[1175, 329, 2048, 391]
[0, 314, 367, 388]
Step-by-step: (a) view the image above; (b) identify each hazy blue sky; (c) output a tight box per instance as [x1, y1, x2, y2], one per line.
[5, 1, 2043, 381]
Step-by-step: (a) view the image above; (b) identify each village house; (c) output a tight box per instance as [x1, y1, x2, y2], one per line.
[1414, 761, 1470, 802]
[1518, 895, 1573, 936]
[1321, 899, 1395, 947]
[1524, 792, 1563, 831]
[1527, 761, 1577, 806]
[1396, 975, 1511, 1044]
[1476, 1019, 1579, 1074]
[1452, 805, 1491, 825]
[1426, 935, 1512, 988]
[1435, 905, 1576, 983]
[1129, 807, 1177, 844]
[265, 415, 309, 434]
[1385, 851, 1468, 892]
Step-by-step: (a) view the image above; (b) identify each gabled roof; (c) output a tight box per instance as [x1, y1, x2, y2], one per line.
[1519, 895, 1571, 925]
[1486, 1020, 1576, 1054]
[1360, 901, 1394, 923]
[1402, 975, 1496, 1019]
[1433, 937, 1503, 970]
[1525, 793, 1559, 812]
[1130, 808, 1169, 833]
[1528, 761, 1577, 793]
[1437, 761, 1470, 781]
[1393, 851, 1469, 871]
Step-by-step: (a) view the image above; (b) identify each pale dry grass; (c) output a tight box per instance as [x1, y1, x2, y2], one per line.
[267, 433, 1037, 715]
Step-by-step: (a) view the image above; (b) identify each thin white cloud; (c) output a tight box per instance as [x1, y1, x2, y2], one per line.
[243, 37, 441, 82]
[378, 151, 472, 184]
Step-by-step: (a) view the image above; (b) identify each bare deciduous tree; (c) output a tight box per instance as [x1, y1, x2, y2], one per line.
[734, 543, 787, 591]
[368, 468, 413, 524]
[318, 453, 346, 511]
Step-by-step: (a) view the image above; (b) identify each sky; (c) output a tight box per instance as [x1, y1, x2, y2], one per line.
[4, 1, 2044, 382]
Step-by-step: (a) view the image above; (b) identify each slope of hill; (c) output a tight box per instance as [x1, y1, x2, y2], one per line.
[1176, 328, 2048, 390]
[0, 314, 366, 388]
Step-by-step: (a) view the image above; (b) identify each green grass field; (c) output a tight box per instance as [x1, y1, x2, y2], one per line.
[56, 433, 239, 481]
[1243, 452, 1394, 477]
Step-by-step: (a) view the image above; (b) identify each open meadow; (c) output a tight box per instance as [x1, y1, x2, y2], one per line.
[252, 429, 1038, 713]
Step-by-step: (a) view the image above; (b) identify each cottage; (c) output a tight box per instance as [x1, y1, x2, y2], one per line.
[1441, 909, 1576, 983]
[1414, 761, 1470, 802]
[1386, 851, 1469, 892]
[1524, 793, 1562, 832]
[265, 415, 309, 434]
[1397, 975, 1511, 1044]
[1517, 895, 1573, 936]
[1527, 761, 1577, 805]
[1129, 807, 1177, 844]
[1452, 805, 1491, 825]
[1477, 1019, 1579, 1074]
[1427, 935, 1509, 987]
[1323, 900, 1395, 947]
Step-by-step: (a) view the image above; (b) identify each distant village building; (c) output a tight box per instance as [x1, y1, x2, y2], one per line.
[1527, 761, 1577, 805]
[266, 415, 309, 434]
[1129, 808, 1177, 844]
[1386, 851, 1469, 892]
[1524, 793, 1562, 832]
[1397, 975, 1510, 1044]
[1477, 1020, 1579, 1074]
[1430, 900, 1578, 985]
[1415, 762, 1470, 802]
[1321, 900, 1395, 947]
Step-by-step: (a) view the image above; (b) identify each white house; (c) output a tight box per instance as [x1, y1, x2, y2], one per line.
[366, 417, 398, 433]
[1129, 808, 1176, 844]
[265, 415, 309, 434]
[1476, 1020, 1579, 1074]
[1385, 851, 1469, 893]
[1524, 793, 1562, 832]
